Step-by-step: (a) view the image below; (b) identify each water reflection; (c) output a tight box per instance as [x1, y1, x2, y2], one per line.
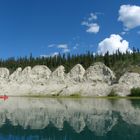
[0, 97, 140, 140]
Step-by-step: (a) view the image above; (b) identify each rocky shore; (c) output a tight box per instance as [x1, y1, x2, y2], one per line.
[0, 62, 139, 96]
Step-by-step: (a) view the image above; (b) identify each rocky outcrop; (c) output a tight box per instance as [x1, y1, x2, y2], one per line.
[119, 72, 140, 87]
[9, 67, 22, 82]
[21, 66, 32, 84]
[0, 68, 9, 79]
[61, 62, 115, 96]
[67, 64, 85, 83]
[31, 65, 51, 84]
[113, 72, 140, 96]
[0, 62, 139, 96]
[83, 62, 115, 85]
[48, 65, 65, 84]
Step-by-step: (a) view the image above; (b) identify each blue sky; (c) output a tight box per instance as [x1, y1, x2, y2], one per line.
[0, 0, 140, 58]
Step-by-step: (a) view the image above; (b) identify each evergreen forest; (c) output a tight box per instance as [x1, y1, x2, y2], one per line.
[1, 47, 140, 79]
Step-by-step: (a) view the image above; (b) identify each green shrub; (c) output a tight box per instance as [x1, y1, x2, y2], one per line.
[129, 87, 140, 97]
[70, 93, 81, 98]
[108, 89, 118, 97]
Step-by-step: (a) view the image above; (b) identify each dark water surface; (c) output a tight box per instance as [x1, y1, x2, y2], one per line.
[0, 97, 140, 140]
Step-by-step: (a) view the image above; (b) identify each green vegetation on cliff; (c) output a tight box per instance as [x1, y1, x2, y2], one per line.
[0, 47, 140, 80]
[129, 87, 140, 97]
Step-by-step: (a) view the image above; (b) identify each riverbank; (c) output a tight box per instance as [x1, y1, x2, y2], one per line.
[7, 95, 140, 99]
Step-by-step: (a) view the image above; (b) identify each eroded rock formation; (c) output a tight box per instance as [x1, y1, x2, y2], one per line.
[113, 72, 140, 96]
[0, 62, 139, 96]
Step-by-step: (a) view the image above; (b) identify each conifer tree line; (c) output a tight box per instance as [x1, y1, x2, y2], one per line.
[0, 47, 139, 78]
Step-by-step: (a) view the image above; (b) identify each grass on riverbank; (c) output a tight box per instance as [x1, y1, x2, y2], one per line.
[9, 94, 140, 99]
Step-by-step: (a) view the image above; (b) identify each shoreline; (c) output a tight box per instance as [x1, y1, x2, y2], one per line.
[8, 95, 140, 99]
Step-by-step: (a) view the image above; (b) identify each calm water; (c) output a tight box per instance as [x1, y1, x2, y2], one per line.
[0, 97, 140, 140]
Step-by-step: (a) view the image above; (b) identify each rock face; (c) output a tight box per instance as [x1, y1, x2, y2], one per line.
[0, 62, 139, 96]
[113, 72, 140, 96]
[83, 62, 115, 85]
[119, 72, 140, 86]
[31, 65, 51, 84]
[49, 65, 65, 84]
[0, 68, 9, 79]
[9, 67, 22, 82]
[67, 64, 85, 83]
[61, 62, 115, 96]
[21, 66, 32, 83]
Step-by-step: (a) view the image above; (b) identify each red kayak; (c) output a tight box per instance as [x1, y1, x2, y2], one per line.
[0, 95, 8, 100]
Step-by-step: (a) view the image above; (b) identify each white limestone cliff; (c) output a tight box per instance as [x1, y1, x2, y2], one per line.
[113, 72, 140, 96]
[83, 62, 115, 85]
[0, 62, 139, 96]
[0, 68, 9, 79]
[66, 64, 85, 83]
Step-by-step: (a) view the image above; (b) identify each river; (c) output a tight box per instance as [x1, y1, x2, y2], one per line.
[0, 97, 139, 140]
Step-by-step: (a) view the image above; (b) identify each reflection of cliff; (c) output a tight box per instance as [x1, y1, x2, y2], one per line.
[0, 98, 140, 136]
[113, 99, 140, 126]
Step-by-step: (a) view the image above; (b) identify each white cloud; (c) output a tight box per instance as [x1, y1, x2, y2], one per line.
[97, 34, 132, 55]
[40, 52, 59, 58]
[118, 5, 140, 30]
[121, 31, 126, 35]
[82, 13, 100, 34]
[86, 23, 100, 33]
[73, 43, 79, 50]
[57, 44, 70, 53]
[48, 44, 56, 48]
[48, 43, 70, 53]
[63, 48, 70, 53]
[81, 21, 88, 26]
[82, 22, 100, 34]
[40, 55, 49, 58]
[88, 13, 97, 21]
[51, 52, 59, 56]
[57, 44, 68, 49]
